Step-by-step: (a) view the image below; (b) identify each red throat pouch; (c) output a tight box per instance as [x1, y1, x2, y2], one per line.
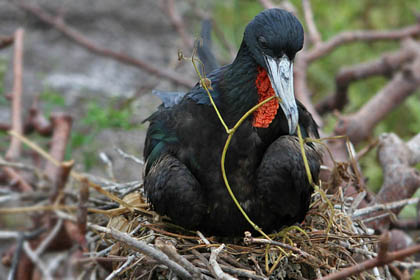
[253, 66, 279, 128]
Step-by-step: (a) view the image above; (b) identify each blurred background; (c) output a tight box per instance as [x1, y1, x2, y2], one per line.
[0, 0, 418, 187]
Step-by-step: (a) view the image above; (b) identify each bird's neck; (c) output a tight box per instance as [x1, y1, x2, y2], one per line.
[221, 42, 259, 123]
[221, 42, 279, 128]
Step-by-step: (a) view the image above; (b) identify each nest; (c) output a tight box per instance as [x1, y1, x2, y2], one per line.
[78, 170, 381, 280]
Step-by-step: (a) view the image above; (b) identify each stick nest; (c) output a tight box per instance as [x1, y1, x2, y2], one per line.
[85, 172, 379, 280]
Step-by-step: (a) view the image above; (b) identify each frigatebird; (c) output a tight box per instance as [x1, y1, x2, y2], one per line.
[143, 8, 322, 236]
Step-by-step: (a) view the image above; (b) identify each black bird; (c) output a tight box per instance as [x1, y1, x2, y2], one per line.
[143, 8, 322, 236]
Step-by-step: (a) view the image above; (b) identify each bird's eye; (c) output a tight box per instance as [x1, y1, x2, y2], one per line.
[258, 36, 268, 49]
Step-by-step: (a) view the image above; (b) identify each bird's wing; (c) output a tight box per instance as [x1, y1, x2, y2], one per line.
[143, 104, 179, 174]
[143, 64, 228, 173]
[152, 90, 186, 108]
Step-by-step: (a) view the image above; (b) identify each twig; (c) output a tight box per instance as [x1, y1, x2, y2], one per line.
[35, 219, 63, 256]
[6, 28, 24, 160]
[66, 216, 192, 279]
[114, 147, 144, 165]
[76, 178, 89, 247]
[7, 234, 24, 280]
[23, 242, 53, 280]
[353, 197, 420, 218]
[0, 158, 37, 172]
[1, 163, 33, 192]
[156, 238, 203, 279]
[105, 254, 136, 280]
[320, 232, 420, 280]
[44, 113, 72, 184]
[391, 218, 420, 230]
[99, 152, 115, 180]
[27, 99, 52, 136]
[209, 244, 237, 280]
[8, 130, 135, 211]
[244, 234, 320, 265]
[197, 232, 237, 280]
[17, 1, 194, 88]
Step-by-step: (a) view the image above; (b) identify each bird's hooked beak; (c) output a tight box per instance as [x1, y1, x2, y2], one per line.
[264, 54, 298, 134]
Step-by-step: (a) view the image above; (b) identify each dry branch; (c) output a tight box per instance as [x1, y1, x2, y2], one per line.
[305, 24, 420, 63]
[6, 28, 24, 160]
[27, 99, 53, 136]
[316, 43, 417, 114]
[93, 226, 193, 279]
[44, 113, 73, 202]
[17, 1, 194, 88]
[334, 40, 420, 144]
[302, 0, 321, 46]
[320, 232, 420, 280]
[367, 133, 420, 231]
[156, 238, 203, 279]
[209, 244, 237, 280]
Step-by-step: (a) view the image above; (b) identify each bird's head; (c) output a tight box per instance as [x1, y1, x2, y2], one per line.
[244, 8, 304, 134]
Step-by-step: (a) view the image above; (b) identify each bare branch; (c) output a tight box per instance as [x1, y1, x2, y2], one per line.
[244, 233, 321, 266]
[1, 155, 33, 192]
[23, 242, 53, 280]
[316, 43, 417, 114]
[17, 1, 194, 88]
[114, 147, 144, 165]
[209, 244, 237, 280]
[105, 254, 136, 280]
[320, 232, 420, 280]
[27, 99, 53, 136]
[302, 0, 321, 46]
[84, 221, 193, 279]
[76, 178, 89, 248]
[305, 24, 420, 63]
[156, 238, 203, 279]
[353, 197, 420, 218]
[6, 28, 24, 160]
[35, 219, 63, 256]
[366, 133, 420, 230]
[334, 41, 420, 144]
[294, 55, 323, 126]
[44, 113, 72, 180]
